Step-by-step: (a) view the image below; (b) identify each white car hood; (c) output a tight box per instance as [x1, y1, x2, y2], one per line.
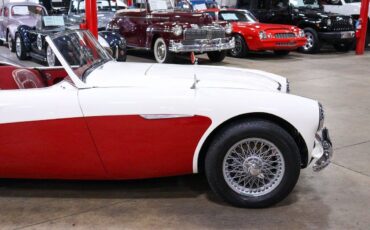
[86, 62, 287, 92]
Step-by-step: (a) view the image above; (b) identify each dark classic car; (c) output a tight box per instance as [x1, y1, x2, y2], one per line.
[106, 0, 235, 63]
[236, 0, 356, 53]
[15, 15, 127, 66]
[65, 0, 127, 31]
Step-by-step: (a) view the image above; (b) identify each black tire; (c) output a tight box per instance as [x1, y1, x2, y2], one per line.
[207, 50, 227, 62]
[15, 33, 27, 60]
[229, 34, 248, 58]
[7, 32, 15, 52]
[153, 37, 173, 63]
[274, 50, 290, 56]
[333, 42, 353, 52]
[205, 119, 301, 208]
[298, 28, 320, 54]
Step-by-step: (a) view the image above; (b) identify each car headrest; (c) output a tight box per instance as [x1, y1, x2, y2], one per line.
[12, 69, 46, 89]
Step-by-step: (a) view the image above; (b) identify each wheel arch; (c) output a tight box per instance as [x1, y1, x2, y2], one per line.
[196, 112, 309, 174]
[297, 23, 318, 32]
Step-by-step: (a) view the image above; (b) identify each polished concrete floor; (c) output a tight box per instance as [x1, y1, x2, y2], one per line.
[0, 46, 370, 230]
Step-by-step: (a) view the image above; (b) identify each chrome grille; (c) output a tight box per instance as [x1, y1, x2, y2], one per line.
[276, 42, 296, 46]
[184, 27, 225, 40]
[331, 17, 354, 31]
[274, 33, 295, 39]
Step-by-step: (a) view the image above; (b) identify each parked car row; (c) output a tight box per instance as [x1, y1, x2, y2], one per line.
[0, 0, 363, 65]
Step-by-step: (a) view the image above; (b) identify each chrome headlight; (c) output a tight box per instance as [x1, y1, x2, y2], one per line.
[318, 102, 325, 131]
[259, 31, 267, 40]
[349, 17, 353, 25]
[326, 18, 332, 26]
[299, 29, 305, 38]
[172, 25, 183, 36]
[225, 23, 233, 34]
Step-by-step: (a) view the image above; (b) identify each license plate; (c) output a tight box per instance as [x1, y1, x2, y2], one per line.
[341, 32, 354, 39]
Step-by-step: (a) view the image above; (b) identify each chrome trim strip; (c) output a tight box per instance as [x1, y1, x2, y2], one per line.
[140, 114, 194, 119]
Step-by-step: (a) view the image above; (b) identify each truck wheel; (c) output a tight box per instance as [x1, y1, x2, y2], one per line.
[207, 50, 227, 62]
[298, 28, 320, 54]
[153, 37, 173, 63]
[205, 119, 301, 208]
[333, 42, 353, 52]
[229, 34, 247, 58]
[274, 50, 290, 56]
[15, 34, 27, 60]
[46, 45, 60, 66]
[8, 32, 15, 52]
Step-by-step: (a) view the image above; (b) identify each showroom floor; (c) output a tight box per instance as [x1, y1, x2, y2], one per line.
[0, 47, 369, 230]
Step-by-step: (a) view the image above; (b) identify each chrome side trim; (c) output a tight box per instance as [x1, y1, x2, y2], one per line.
[140, 114, 194, 119]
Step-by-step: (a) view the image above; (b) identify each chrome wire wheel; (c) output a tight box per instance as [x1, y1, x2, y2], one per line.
[46, 46, 55, 66]
[222, 138, 285, 197]
[303, 31, 314, 51]
[15, 36, 21, 57]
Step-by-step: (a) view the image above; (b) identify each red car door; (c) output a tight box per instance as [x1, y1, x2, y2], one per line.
[78, 86, 211, 180]
[0, 77, 106, 179]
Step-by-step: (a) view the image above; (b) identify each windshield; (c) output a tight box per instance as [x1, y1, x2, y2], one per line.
[148, 0, 174, 11]
[219, 10, 257, 23]
[50, 30, 112, 82]
[11, 5, 47, 17]
[71, 0, 124, 13]
[289, 0, 321, 8]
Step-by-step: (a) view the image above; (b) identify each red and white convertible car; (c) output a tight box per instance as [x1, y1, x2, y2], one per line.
[0, 30, 332, 208]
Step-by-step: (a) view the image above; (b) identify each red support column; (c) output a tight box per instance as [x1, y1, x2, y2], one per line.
[85, 0, 98, 38]
[356, 0, 369, 55]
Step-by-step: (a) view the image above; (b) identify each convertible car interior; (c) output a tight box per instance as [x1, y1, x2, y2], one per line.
[0, 64, 69, 90]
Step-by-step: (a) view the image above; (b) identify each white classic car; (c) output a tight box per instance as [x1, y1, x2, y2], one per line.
[0, 30, 333, 208]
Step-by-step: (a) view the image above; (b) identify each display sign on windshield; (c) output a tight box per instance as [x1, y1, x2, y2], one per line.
[43, 16, 65, 27]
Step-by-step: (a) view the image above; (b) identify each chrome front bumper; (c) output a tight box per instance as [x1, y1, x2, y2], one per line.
[169, 37, 235, 53]
[312, 128, 333, 172]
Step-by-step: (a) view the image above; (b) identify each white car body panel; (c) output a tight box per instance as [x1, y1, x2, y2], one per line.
[0, 81, 82, 124]
[86, 62, 287, 92]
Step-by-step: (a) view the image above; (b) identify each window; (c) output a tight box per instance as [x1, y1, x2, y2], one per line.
[11, 5, 46, 17]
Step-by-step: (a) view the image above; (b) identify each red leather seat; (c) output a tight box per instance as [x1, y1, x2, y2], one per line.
[12, 69, 46, 89]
